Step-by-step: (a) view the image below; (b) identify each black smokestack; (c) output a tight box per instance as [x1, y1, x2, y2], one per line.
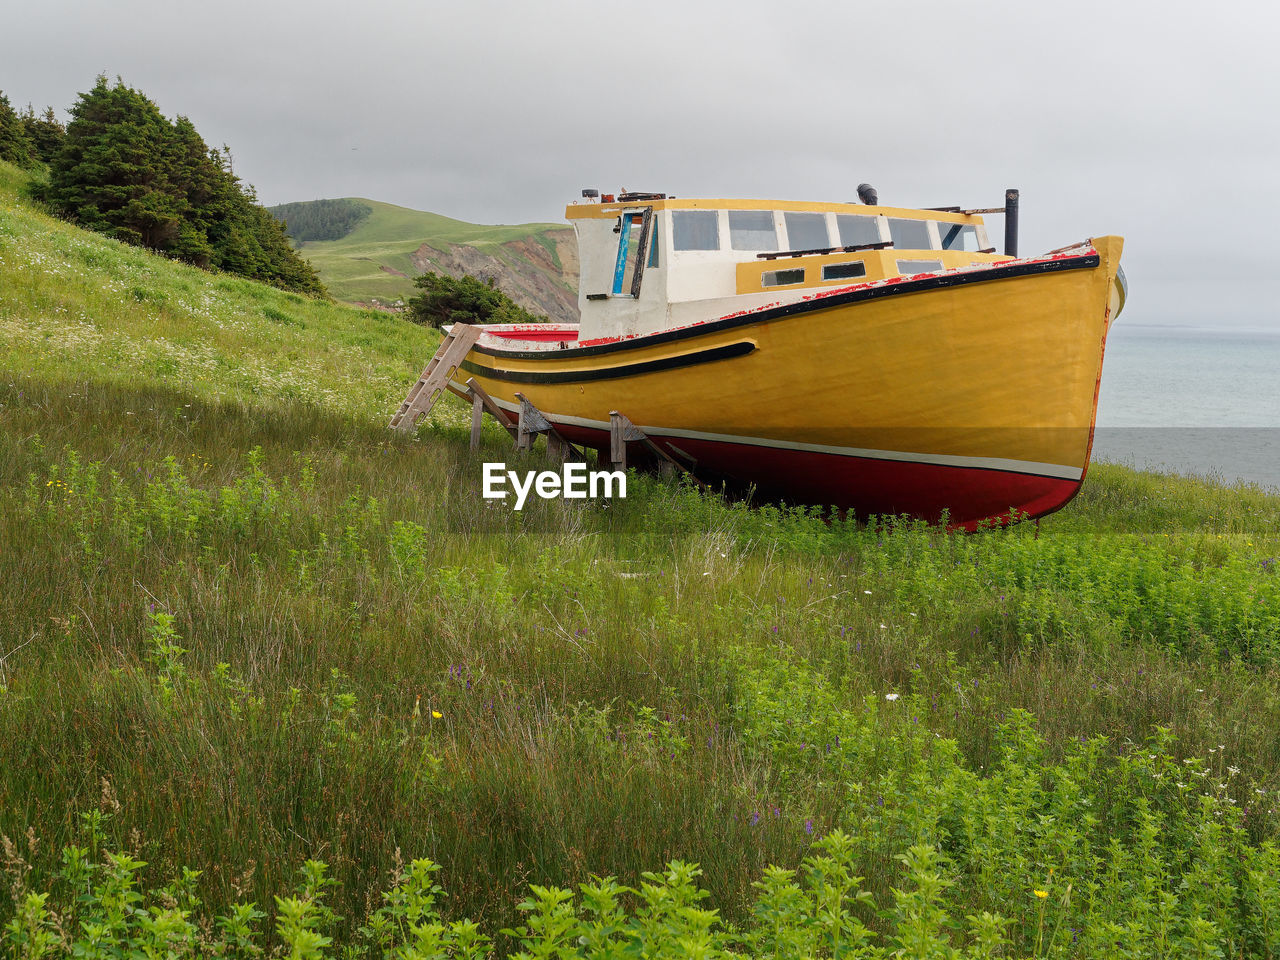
[857, 183, 878, 206]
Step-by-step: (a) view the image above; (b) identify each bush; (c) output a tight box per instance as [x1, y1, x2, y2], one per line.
[407, 272, 545, 328]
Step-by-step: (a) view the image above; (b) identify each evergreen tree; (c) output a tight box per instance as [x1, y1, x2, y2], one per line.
[0, 91, 37, 167]
[42, 77, 185, 247]
[41, 76, 325, 297]
[408, 272, 545, 328]
[18, 105, 65, 163]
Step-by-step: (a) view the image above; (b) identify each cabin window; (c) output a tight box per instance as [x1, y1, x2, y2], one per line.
[761, 268, 805, 287]
[888, 218, 933, 251]
[648, 220, 660, 268]
[822, 261, 867, 281]
[784, 212, 829, 251]
[728, 210, 777, 250]
[836, 214, 882, 247]
[936, 221, 979, 251]
[896, 259, 943, 275]
[672, 210, 719, 251]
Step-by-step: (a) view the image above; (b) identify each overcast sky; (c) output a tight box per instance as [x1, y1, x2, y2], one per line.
[4, 0, 1278, 330]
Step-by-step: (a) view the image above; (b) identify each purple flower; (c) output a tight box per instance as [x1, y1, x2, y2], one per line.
[804, 819, 814, 834]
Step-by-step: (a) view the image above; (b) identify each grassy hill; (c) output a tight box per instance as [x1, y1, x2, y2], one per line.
[270, 197, 579, 322]
[4, 159, 1280, 957]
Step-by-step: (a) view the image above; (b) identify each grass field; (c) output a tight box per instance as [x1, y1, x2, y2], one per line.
[274, 197, 566, 307]
[3, 160, 1280, 957]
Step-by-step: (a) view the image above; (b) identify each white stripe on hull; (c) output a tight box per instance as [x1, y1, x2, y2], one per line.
[448, 379, 1085, 481]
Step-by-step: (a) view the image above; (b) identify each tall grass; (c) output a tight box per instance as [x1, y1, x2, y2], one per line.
[3, 159, 1280, 955]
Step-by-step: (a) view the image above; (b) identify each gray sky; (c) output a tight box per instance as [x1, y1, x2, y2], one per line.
[4, 0, 1278, 329]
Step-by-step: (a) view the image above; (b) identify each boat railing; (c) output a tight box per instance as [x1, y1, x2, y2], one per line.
[757, 240, 895, 261]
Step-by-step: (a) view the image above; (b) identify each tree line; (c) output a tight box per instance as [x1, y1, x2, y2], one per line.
[268, 198, 372, 243]
[1, 78, 324, 297]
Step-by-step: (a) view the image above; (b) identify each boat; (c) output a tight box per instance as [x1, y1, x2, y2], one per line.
[409, 186, 1127, 530]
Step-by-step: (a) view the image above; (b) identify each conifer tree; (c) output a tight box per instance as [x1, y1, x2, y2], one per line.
[41, 76, 325, 297]
[43, 77, 185, 247]
[18, 105, 65, 163]
[408, 272, 544, 328]
[0, 91, 37, 167]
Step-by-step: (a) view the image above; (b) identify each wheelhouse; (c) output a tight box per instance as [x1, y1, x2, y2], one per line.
[565, 194, 1007, 344]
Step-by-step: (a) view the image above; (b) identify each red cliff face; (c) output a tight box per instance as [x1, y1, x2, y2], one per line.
[409, 229, 580, 325]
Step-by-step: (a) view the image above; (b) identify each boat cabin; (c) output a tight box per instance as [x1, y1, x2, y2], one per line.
[565, 193, 1008, 345]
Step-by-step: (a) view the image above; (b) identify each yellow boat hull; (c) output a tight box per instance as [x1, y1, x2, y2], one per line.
[449, 237, 1125, 529]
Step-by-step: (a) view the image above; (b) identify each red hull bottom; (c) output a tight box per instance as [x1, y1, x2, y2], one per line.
[554, 425, 1082, 531]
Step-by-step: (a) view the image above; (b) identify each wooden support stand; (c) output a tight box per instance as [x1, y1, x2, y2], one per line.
[392, 339, 693, 484]
[465, 379, 577, 461]
[609, 410, 702, 485]
[465, 377, 517, 449]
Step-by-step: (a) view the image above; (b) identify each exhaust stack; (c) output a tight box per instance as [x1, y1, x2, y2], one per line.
[1004, 188, 1019, 257]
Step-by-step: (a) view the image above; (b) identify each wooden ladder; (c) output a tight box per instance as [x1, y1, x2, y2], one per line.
[388, 324, 482, 431]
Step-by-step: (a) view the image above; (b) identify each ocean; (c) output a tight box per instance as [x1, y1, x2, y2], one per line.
[1093, 324, 1280, 490]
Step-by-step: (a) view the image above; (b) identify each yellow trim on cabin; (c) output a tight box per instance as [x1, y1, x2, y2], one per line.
[565, 198, 984, 225]
[736, 250, 1011, 294]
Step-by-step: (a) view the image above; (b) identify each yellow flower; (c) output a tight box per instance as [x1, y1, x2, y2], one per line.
[431, 710, 443, 719]
[1034, 889, 1049, 899]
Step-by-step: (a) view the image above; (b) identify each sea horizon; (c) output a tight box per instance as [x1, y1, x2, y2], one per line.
[1092, 323, 1280, 490]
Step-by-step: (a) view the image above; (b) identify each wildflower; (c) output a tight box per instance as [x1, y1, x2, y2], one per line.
[885, 693, 900, 701]
[804, 819, 814, 835]
[863, 589, 872, 595]
[431, 710, 442, 719]
[1034, 889, 1049, 899]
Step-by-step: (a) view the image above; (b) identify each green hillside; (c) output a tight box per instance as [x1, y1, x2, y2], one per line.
[4, 159, 1280, 957]
[271, 197, 579, 320]
[0, 166, 440, 421]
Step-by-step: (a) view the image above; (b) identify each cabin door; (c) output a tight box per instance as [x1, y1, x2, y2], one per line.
[611, 207, 653, 298]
